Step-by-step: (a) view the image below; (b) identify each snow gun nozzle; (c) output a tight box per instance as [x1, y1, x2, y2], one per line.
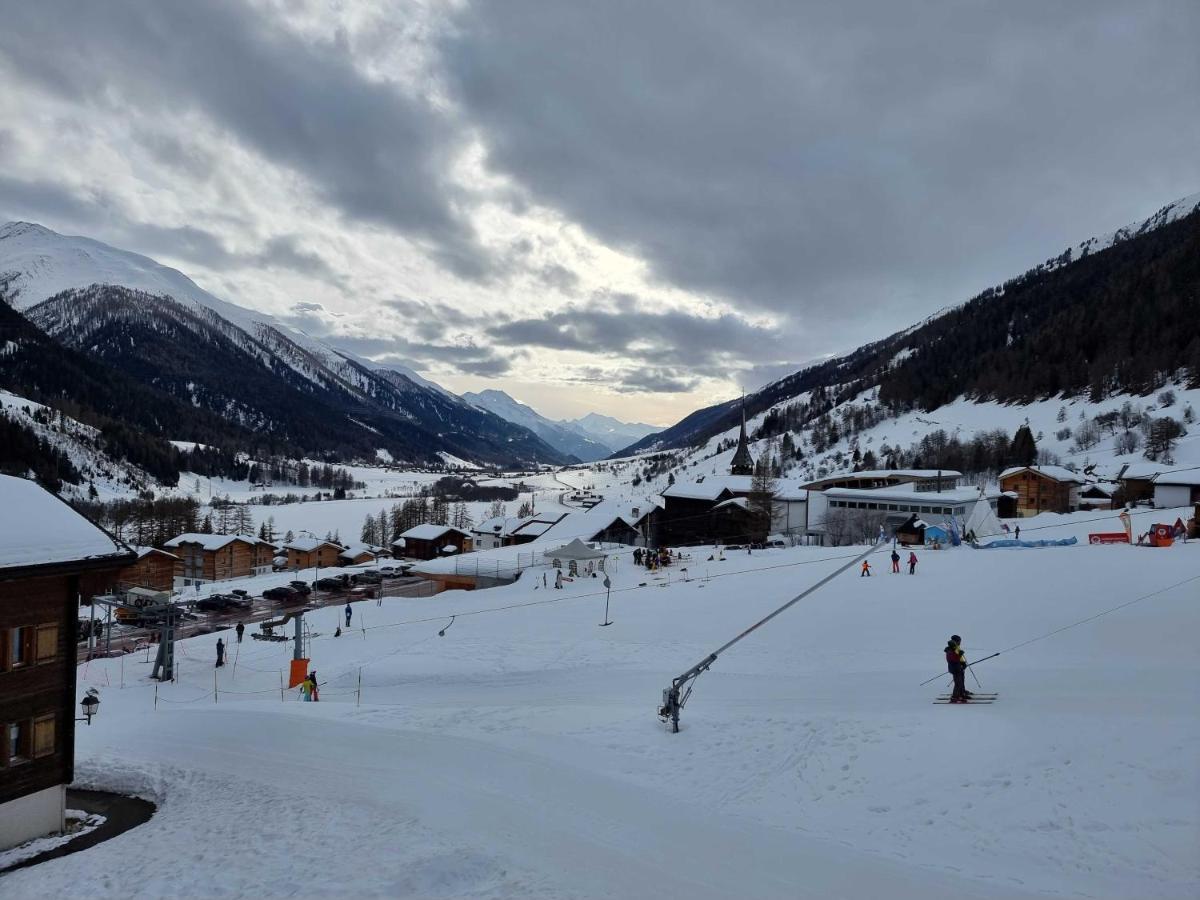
[438, 615, 455, 637]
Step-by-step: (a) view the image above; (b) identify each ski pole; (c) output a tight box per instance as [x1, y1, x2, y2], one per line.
[918, 652, 1000, 686]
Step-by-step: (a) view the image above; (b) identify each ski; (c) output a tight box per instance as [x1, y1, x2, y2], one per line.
[933, 699, 995, 704]
[936, 693, 998, 699]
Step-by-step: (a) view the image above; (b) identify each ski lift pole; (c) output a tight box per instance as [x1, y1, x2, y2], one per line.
[918, 652, 1001, 686]
[660, 542, 878, 733]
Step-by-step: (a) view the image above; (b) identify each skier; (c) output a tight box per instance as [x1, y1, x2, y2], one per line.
[309, 671, 319, 702]
[235, 622, 245, 644]
[860, 560, 872, 577]
[345, 602, 353, 627]
[215, 637, 225, 668]
[908, 551, 918, 575]
[299, 676, 313, 701]
[555, 570, 563, 590]
[891, 550, 900, 573]
[1014, 525, 1021, 541]
[542, 572, 547, 588]
[944, 635, 971, 702]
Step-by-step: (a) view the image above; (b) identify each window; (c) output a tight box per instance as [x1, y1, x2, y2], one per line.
[6, 720, 30, 765]
[9, 627, 33, 669]
[36, 624, 59, 664]
[33, 715, 56, 758]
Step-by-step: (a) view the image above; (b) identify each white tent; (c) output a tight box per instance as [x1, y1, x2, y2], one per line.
[964, 496, 1003, 539]
[541, 538, 607, 560]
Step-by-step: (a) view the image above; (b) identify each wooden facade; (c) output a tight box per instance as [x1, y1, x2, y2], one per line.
[999, 470, 1078, 516]
[117, 549, 177, 592]
[284, 542, 343, 570]
[1, 562, 131, 844]
[168, 537, 276, 584]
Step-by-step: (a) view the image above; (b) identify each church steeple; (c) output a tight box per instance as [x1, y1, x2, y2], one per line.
[729, 395, 755, 476]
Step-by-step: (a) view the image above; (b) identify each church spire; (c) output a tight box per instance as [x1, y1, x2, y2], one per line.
[729, 394, 755, 476]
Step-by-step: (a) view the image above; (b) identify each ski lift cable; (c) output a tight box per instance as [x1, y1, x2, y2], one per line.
[918, 571, 1200, 685]
[659, 542, 878, 733]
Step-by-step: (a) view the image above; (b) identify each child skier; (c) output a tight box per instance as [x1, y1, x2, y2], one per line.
[908, 551, 918, 574]
[944, 635, 972, 702]
[891, 550, 900, 573]
[215, 638, 225, 668]
[860, 560, 872, 577]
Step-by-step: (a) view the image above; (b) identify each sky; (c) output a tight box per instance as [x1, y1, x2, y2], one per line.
[0, 1, 1197, 426]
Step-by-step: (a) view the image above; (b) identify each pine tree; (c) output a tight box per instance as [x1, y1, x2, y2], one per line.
[1008, 425, 1038, 467]
[746, 454, 777, 542]
[361, 513, 379, 545]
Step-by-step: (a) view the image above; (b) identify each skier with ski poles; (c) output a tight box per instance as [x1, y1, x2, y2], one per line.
[908, 551, 918, 574]
[944, 634, 972, 702]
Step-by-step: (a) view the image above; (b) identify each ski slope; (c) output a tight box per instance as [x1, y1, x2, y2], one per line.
[5, 508, 1197, 898]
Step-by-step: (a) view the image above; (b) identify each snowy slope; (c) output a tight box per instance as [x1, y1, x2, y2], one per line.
[10, 511, 1197, 898]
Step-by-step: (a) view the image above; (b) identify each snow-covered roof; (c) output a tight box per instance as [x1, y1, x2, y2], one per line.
[1118, 463, 1172, 481]
[541, 538, 607, 560]
[163, 532, 261, 550]
[713, 496, 749, 511]
[539, 500, 658, 543]
[799, 469, 963, 491]
[1153, 467, 1200, 486]
[1079, 483, 1116, 496]
[0, 475, 132, 570]
[662, 475, 754, 501]
[135, 545, 178, 560]
[470, 516, 525, 536]
[509, 518, 559, 538]
[823, 484, 994, 503]
[395, 524, 470, 542]
[337, 542, 380, 558]
[283, 537, 342, 552]
[999, 466, 1087, 484]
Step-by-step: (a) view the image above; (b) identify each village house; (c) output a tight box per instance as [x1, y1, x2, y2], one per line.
[281, 537, 344, 570]
[1152, 468, 1200, 508]
[469, 516, 527, 551]
[1115, 463, 1170, 506]
[116, 546, 178, 592]
[998, 465, 1086, 516]
[337, 543, 383, 566]
[1077, 483, 1116, 511]
[162, 533, 276, 589]
[393, 525, 473, 561]
[0, 475, 135, 850]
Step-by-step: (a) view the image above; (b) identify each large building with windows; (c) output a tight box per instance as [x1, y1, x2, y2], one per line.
[0, 475, 134, 850]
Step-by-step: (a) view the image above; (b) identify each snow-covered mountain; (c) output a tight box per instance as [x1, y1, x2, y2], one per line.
[620, 192, 1200, 459]
[0, 222, 570, 469]
[461, 389, 608, 462]
[462, 389, 659, 460]
[564, 412, 659, 454]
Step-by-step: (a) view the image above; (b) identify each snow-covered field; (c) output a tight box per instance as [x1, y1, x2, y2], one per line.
[5, 507, 1197, 899]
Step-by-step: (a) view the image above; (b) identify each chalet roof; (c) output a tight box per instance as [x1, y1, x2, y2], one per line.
[0, 475, 132, 570]
[1079, 483, 1117, 496]
[539, 499, 658, 544]
[662, 475, 754, 501]
[395, 524, 470, 542]
[283, 537, 343, 552]
[1117, 463, 1172, 481]
[1153, 467, 1200, 487]
[999, 465, 1087, 485]
[164, 532, 261, 551]
[134, 546, 179, 560]
[337, 541, 381, 559]
[471, 516, 525, 536]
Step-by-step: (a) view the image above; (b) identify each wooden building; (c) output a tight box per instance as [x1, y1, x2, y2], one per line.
[1152, 470, 1200, 509]
[657, 475, 754, 545]
[1115, 463, 1168, 506]
[337, 543, 383, 566]
[393, 525, 473, 561]
[894, 514, 927, 546]
[162, 533, 276, 588]
[282, 538, 344, 570]
[0, 475, 134, 850]
[998, 466, 1086, 516]
[117, 547, 178, 592]
[1077, 484, 1115, 511]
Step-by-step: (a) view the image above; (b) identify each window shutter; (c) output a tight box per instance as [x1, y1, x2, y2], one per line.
[33, 715, 56, 758]
[36, 624, 59, 664]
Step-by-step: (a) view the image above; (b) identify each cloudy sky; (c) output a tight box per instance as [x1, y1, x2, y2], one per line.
[1, 1, 1197, 425]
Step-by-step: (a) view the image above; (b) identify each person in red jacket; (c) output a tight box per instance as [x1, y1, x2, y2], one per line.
[908, 551, 918, 574]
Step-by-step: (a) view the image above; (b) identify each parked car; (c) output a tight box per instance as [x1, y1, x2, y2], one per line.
[195, 595, 234, 612]
[354, 572, 383, 585]
[315, 575, 351, 591]
[262, 586, 303, 604]
[378, 565, 398, 577]
[221, 593, 253, 610]
[288, 580, 313, 595]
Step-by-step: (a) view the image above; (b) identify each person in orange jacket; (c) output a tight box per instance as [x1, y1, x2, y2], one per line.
[860, 560, 872, 577]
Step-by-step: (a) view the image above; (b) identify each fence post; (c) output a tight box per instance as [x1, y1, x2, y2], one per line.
[279, 669, 285, 702]
[357, 667, 362, 707]
[154, 683, 158, 710]
[214, 668, 218, 703]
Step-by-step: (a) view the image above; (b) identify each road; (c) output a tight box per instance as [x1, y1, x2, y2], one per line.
[78, 576, 437, 662]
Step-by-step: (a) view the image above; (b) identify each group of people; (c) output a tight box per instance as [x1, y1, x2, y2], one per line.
[860, 549, 919, 576]
[633, 546, 675, 571]
[299, 670, 320, 701]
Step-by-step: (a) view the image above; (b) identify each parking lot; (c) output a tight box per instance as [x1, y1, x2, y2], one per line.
[78, 575, 437, 662]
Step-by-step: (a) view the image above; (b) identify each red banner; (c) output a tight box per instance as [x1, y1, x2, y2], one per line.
[1088, 532, 1130, 544]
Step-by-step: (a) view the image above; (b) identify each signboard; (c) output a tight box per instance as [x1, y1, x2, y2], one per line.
[1088, 533, 1130, 544]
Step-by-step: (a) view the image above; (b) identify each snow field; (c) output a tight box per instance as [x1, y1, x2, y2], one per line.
[4, 509, 1198, 898]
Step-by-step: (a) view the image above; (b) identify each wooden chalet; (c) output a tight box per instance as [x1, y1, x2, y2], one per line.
[1115, 463, 1168, 506]
[0, 475, 135, 850]
[282, 538, 344, 570]
[162, 533, 276, 587]
[894, 514, 927, 546]
[337, 543, 382, 566]
[998, 466, 1086, 516]
[657, 475, 754, 545]
[1077, 483, 1115, 511]
[117, 547, 178, 592]
[394, 525, 473, 561]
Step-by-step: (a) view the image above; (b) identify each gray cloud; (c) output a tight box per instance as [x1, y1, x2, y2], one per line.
[486, 297, 786, 375]
[442, 1, 1200, 340]
[0, 0, 491, 280]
